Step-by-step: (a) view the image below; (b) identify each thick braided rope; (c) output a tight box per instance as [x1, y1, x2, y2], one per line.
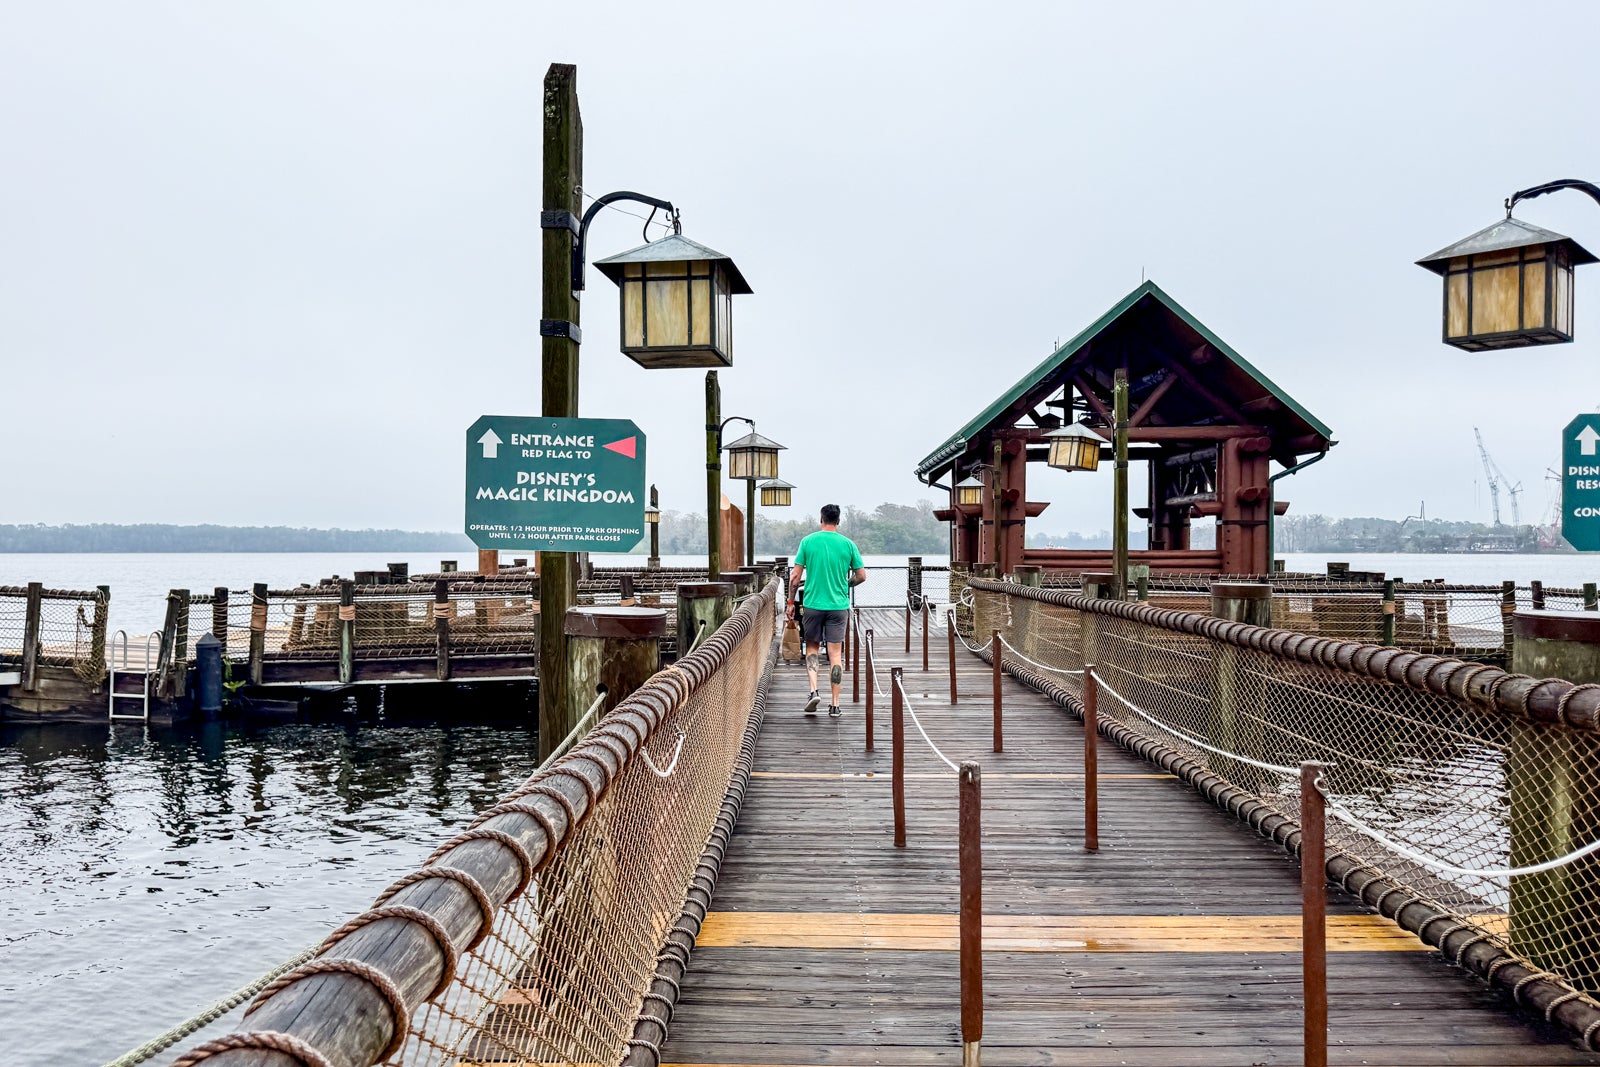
[423, 828, 534, 902]
[168, 1030, 334, 1067]
[374, 866, 495, 951]
[244, 958, 408, 1061]
[314, 905, 458, 1001]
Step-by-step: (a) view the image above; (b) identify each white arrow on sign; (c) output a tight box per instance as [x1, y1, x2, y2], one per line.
[478, 429, 503, 459]
[1580, 425, 1600, 457]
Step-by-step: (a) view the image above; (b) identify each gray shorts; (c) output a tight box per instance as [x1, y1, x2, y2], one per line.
[801, 608, 848, 646]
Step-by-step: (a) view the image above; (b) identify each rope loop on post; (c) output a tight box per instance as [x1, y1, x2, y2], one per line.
[168, 1031, 335, 1067]
[374, 866, 496, 952]
[423, 828, 535, 902]
[314, 904, 459, 1000]
[244, 958, 410, 1062]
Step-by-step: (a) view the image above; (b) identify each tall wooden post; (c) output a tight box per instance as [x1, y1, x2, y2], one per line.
[434, 579, 452, 681]
[337, 579, 356, 684]
[745, 476, 757, 565]
[20, 582, 42, 692]
[891, 667, 906, 847]
[92, 585, 110, 688]
[248, 583, 268, 686]
[992, 440, 1004, 573]
[648, 484, 661, 569]
[537, 63, 583, 760]
[1112, 368, 1129, 600]
[565, 606, 666, 729]
[707, 371, 723, 585]
[211, 587, 229, 657]
[1301, 762, 1329, 1067]
[478, 549, 500, 577]
[959, 760, 983, 1067]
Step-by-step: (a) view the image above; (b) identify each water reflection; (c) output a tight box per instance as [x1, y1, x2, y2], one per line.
[0, 712, 539, 1065]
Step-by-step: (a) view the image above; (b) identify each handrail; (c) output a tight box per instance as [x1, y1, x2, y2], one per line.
[966, 577, 1600, 732]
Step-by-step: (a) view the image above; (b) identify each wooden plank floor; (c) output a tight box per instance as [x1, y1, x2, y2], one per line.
[659, 608, 1600, 1066]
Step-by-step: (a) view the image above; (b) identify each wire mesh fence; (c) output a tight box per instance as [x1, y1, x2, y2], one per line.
[169, 581, 779, 1067]
[969, 576, 1600, 1040]
[0, 584, 108, 682]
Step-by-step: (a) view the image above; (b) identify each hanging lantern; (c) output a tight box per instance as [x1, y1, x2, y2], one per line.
[1045, 422, 1106, 472]
[1417, 217, 1595, 351]
[955, 475, 985, 507]
[593, 235, 753, 368]
[759, 479, 794, 507]
[644, 505, 660, 525]
[725, 430, 784, 480]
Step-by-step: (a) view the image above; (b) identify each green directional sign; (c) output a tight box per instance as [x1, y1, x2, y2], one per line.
[465, 416, 646, 553]
[1563, 413, 1600, 552]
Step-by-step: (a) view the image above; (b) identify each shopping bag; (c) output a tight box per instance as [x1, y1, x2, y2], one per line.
[781, 619, 803, 664]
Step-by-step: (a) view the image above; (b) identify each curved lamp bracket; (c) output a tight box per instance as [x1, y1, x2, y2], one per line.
[1507, 178, 1600, 217]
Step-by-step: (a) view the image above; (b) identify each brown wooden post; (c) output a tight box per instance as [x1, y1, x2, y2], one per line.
[537, 62, 583, 762]
[947, 609, 959, 706]
[1586, 582, 1599, 611]
[20, 582, 42, 692]
[156, 590, 182, 698]
[1301, 761, 1328, 1067]
[478, 549, 500, 577]
[564, 606, 666, 735]
[1531, 579, 1546, 611]
[852, 612, 860, 704]
[959, 760, 983, 1067]
[248, 583, 267, 687]
[92, 585, 110, 687]
[434, 580, 452, 681]
[1084, 665, 1100, 852]
[922, 598, 930, 672]
[1502, 580, 1517, 664]
[905, 598, 912, 654]
[618, 573, 636, 606]
[676, 582, 735, 659]
[990, 629, 1002, 753]
[891, 666, 906, 847]
[865, 628, 876, 752]
[338, 579, 356, 684]
[212, 587, 229, 657]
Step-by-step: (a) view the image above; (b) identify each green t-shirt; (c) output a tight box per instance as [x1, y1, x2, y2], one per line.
[794, 530, 864, 611]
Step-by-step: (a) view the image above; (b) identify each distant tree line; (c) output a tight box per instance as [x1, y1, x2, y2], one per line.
[1274, 514, 1552, 553]
[650, 501, 950, 555]
[0, 524, 475, 552]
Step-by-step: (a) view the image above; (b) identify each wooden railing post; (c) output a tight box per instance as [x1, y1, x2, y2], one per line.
[852, 612, 860, 704]
[434, 580, 452, 681]
[20, 581, 42, 692]
[1531, 579, 1546, 611]
[1502, 580, 1517, 664]
[1084, 665, 1099, 852]
[990, 629, 1002, 753]
[248, 583, 268, 686]
[959, 760, 983, 1067]
[338, 579, 356, 684]
[1586, 582, 1598, 611]
[92, 585, 110, 686]
[947, 609, 958, 706]
[212, 586, 229, 657]
[1301, 761, 1328, 1067]
[1381, 579, 1396, 646]
[905, 597, 912, 654]
[865, 628, 876, 752]
[891, 666, 905, 847]
[922, 598, 930, 672]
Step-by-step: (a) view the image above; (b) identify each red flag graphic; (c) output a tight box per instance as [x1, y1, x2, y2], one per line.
[602, 436, 637, 459]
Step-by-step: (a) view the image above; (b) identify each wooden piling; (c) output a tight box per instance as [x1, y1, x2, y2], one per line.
[338, 579, 355, 684]
[434, 580, 452, 681]
[564, 606, 666, 735]
[248, 583, 267, 687]
[20, 581, 42, 692]
[959, 760, 983, 1067]
[991, 629, 1003, 753]
[1381, 579, 1396, 646]
[677, 582, 735, 660]
[92, 586, 109, 687]
[1084, 665, 1099, 851]
[891, 666, 906, 847]
[1301, 762, 1328, 1067]
[212, 587, 229, 657]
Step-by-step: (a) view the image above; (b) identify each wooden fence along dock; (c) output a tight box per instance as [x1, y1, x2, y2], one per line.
[137, 569, 1600, 1067]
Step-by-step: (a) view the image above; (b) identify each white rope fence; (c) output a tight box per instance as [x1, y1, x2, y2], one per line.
[894, 672, 959, 773]
[1092, 671, 1302, 778]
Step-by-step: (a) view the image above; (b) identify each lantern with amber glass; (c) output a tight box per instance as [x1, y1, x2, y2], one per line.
[759, 479, 794, 507]
[955, 476, 985, 507]
[1417, 217, 1596, 351]
[1045, 422, 1107, 472]
[644, 505, 660, 525]
[594, 235, 753, 368]
[725, 431, 785, 481]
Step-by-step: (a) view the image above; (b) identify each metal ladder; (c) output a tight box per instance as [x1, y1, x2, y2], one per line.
[108, 630, 160, 721]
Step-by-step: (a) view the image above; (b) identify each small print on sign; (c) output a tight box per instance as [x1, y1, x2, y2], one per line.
[465, 416, 647, 553]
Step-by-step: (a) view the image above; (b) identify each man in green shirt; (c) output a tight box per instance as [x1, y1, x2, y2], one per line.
[787, 504, 866, 717]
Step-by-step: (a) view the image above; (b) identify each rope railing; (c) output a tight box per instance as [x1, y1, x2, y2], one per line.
[890, 667, 958, 772]
[165, 579, 780, 1067]
[964, 576, 1600, 1047]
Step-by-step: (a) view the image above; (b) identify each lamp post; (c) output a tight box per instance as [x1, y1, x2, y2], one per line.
[644, 485, 661, 569]
[726, 427, 785, 565]
[1418, 179, 1598, 351]
[536, 64, 751, 760]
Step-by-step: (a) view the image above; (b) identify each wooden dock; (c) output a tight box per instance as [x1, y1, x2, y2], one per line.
[659, 607, 1600, 1066]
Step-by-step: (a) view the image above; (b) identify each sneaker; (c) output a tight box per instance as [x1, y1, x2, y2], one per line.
[828, 705, 842, 719]
[804, 691, 820, 715]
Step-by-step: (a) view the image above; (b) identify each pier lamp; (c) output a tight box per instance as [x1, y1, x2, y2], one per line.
[955, 475, 985, 507]
[725, 430, 785, 481]
[595, 234, 753, 368]
[1419, 180, 1599, 351]
[645, 484, 661, 569]
[759, 479, 795, 507]
[1045, 422, 1107, 472]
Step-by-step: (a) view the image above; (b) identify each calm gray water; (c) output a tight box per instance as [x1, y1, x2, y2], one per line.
[0, 715, 539, 1065]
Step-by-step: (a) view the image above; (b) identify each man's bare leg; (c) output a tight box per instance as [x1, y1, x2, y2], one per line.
[826, 640, 844, 716]
[804, 643, 822, 713]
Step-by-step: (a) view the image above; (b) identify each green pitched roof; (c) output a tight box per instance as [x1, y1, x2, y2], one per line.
[914, 280, 1333, 479]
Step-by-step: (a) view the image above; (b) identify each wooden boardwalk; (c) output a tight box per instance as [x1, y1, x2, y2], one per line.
[659, 609, 1600, 1066]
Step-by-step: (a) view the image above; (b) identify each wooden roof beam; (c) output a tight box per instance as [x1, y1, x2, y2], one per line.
[1129, 372, 1177, 427]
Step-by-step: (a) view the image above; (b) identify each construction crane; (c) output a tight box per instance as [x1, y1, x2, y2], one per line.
[1474, 427, 1523, 528]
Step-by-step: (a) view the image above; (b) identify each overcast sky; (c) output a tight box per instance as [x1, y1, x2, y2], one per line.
[5, 1, 1600, 534]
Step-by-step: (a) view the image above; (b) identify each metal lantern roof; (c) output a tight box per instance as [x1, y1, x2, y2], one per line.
[1417, 217, 1598, 274]
[758, 478, 795, 490]
[593, 234, 754, 293]
[724, 431, 787, 453]
[1044, 422, 1107, 444]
